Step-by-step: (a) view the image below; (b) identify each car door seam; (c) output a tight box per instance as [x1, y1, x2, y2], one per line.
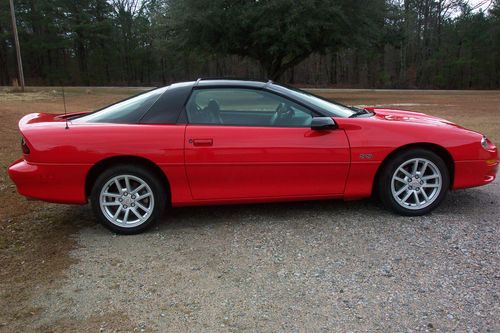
[183, 125, 195, 199]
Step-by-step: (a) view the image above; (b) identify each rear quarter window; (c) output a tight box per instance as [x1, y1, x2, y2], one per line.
[72, 87, 167, 124]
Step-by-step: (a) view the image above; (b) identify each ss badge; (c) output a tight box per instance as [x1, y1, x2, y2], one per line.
[359, 153, 373, 159]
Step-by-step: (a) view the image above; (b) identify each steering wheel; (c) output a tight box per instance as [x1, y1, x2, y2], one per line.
[272, 102, 294, 125]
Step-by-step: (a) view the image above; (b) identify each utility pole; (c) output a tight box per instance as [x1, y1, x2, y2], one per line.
[9, 0, 25, 91]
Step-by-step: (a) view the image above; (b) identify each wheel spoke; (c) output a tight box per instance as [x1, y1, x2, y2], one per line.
[125, 176, 132, 192]
[114, 179, 122, 192]
[400, 168, 412, 178]
[113, 206, 122, 219]
[413, 191, 420, 205]
[422, 175, 438, 181]
[394, 176, 406, 184]
[420, 161, 429, 175]
[103, 192, 121, 199]
[396, 185, 409, 196]
[131, 184, 145, 195]
[102, 201, 120, 206]
[412, 160, 419, 175]
[131, 207, 142, 219]
[401, 190, 413, 203]
[423, 183, 439, 188]
[136, 201, 150, 213]
[123, 209, 130, 224]
[421, 189, 430, 201]
[137, 192, 152, 200]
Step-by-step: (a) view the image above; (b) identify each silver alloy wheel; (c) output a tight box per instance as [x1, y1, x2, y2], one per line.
[391, 158, 442, 210]
[99, 174, 154, 228]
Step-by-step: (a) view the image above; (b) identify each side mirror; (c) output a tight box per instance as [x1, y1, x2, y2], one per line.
[311, 117, 337, 131]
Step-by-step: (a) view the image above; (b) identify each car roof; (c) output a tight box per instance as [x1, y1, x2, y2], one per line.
[170, 78, 269, 89]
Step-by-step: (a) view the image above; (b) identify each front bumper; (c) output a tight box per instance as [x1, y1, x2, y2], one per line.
[8, 158, 89, 204]
[453, 158, 499, 189]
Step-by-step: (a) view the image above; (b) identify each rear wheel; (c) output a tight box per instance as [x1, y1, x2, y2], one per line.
[378, 149, 450, 216]
[90, 165, 166, 234]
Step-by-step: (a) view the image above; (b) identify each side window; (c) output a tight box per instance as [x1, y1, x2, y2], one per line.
[72, 87, 167, 124]
[186, 88, 314, 127]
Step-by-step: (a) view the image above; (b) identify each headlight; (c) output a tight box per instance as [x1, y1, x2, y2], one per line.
[481, 136, 495, 151]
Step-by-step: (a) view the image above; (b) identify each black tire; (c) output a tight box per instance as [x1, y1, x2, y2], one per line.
[90, 164, 167, 234]
[377, 149, 450, 216]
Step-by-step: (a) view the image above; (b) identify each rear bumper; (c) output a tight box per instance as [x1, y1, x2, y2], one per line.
[8, 158, 89, 204]
[453, 159, 498, 189]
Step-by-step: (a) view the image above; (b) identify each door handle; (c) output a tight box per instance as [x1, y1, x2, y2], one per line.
[191, 138, 213, 146]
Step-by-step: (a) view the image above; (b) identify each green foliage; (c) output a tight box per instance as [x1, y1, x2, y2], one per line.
[0, 0, 498, 88]
[169, 0, 383, 80]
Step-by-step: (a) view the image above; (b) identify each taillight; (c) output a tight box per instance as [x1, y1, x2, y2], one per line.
[21, 137, 30, 154]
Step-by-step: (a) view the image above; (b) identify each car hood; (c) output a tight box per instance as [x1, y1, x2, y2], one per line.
[368, 108, 465, 129]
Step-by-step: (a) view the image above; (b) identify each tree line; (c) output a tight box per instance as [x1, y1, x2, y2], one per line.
[0, 0, 499, 89]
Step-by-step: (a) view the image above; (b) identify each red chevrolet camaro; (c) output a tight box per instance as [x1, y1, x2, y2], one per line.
[8, 80, 498, 234]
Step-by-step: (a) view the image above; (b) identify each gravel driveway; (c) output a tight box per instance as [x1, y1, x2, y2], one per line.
[26, 179, 499, 332]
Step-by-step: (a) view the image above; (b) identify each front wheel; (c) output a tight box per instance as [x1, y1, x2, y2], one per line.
[378, 149, 450, 216]
[90, 165, 166, 234]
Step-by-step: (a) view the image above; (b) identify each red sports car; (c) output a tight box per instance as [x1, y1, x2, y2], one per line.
[8, 80, 498, 234]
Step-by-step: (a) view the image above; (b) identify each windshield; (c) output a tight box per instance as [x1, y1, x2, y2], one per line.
[72, 87, 168, 123]
[276, 86, 356, 118]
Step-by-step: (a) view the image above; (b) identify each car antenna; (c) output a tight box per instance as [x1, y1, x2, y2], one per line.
[62, 86, 69, 130]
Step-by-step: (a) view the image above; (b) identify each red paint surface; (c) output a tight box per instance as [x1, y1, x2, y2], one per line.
[8, 109, 498, 206]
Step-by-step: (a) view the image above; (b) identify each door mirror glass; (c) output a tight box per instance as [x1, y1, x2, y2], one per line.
[311, 117, 337, 130]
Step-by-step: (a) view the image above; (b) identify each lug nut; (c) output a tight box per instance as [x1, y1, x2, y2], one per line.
[408, 186, 413, 190]
[131, 195, 136, 199]
[123, 205, 128, 208]
[131, 203, 135, 207]
[420, 181, 424, 185]
[118, 198, 123, 202]
[416, 187, 420, 191]
[124, 192, 128, 196]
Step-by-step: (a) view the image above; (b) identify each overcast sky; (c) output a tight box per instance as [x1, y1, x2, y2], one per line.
[468, 0, 494, 12]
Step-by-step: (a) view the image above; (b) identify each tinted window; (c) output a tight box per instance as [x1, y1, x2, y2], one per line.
[140, 83, 192, 124]
[186, 88, 314, 127]
[270, 85, 355, 118]
[72, 87, 167, 124]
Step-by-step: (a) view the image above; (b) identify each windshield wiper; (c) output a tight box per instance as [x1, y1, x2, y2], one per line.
[349, 106, 369, 118]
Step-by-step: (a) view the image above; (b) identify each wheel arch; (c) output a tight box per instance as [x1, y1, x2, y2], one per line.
[372, 143, 455, 195]
[85, 155, 171, 203]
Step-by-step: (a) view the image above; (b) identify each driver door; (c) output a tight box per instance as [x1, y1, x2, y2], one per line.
[184, 88, 350, 200]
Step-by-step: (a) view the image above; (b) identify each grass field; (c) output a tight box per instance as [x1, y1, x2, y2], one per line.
[0, 87, 498, 331]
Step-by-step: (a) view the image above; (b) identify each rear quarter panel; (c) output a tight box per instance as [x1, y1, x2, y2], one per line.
[20, 121, 190, 204]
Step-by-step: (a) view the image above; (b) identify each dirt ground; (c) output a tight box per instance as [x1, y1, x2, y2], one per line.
[0, 87, 498, 332]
